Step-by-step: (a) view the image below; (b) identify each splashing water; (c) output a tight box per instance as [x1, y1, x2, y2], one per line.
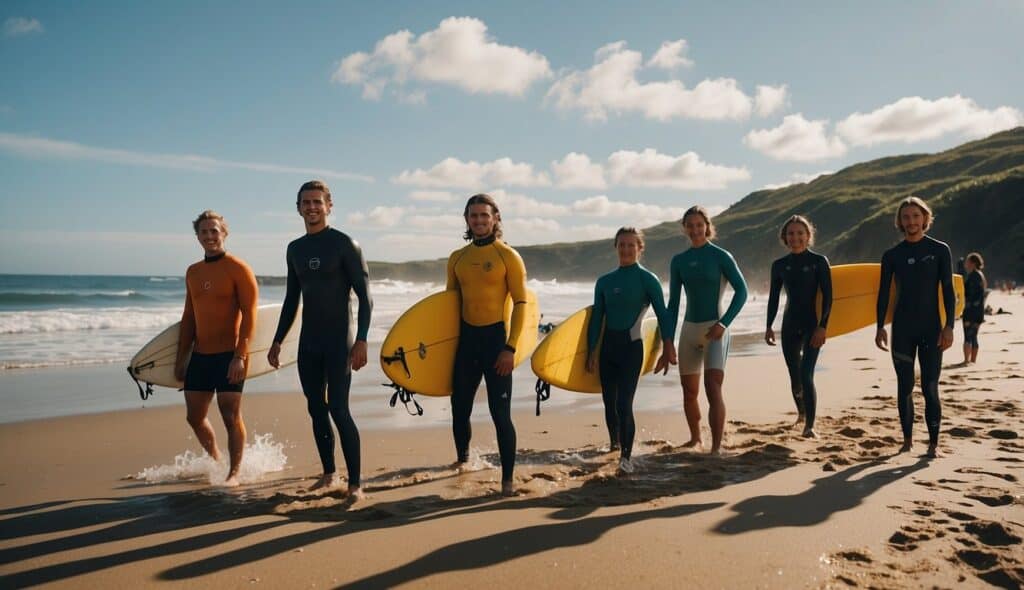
[133, 433, 288, 485]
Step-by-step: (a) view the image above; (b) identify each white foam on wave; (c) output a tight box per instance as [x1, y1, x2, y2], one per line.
[371, 279, 439, 295]
[132, 433, 288, 485]
[148, 277, 180, 282]
[527, 278, 594, 296]
[0, 306, 180, 334]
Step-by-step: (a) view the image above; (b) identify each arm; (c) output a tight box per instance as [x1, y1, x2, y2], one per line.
[175, 278, 196, 381]
[344, 237, 373, 370]
[875, 251, 893, 351]
[666, 257, 682, 338]
[938, 243, 955, 350]
[645, 271, 677, 372]
[765, 259, 783, 344]
[502, 246, 529, 352]
[586, 278, 605, 371]
[446, 251, 460, 291]
[229, 261, 259, 383]
[269, 248, 299, 368]
[718, 251, 748, 328]
[817, 255, 833, 329]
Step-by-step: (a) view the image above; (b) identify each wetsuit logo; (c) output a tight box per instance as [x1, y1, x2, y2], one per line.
[613, 287, 622, 294]
[908, 258, 916, 265]
[482, 261, 493, 272]
[308, 257, 321, 270]
[802, 265, 810, 272]
[202, 281, 212, 290]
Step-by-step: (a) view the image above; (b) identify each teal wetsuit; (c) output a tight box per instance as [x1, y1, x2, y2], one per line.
[587, 263, 672, 457]
[667, 242, 748, 375]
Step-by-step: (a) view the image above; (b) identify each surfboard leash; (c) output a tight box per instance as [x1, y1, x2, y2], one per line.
[126, 366, 155, 400]
[384, 382, 424, 416]
[534, 378, 551, 416]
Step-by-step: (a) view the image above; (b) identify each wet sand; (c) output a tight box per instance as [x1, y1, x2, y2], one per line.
[1, 293, 1022, 589]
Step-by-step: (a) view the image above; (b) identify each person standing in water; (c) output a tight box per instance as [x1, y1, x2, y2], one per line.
[764, 215, 832, 438]
[661, 206, 747, 455]
[586, 227, 676, 474]
[269, 180, 372, 496]
[447, 193, 528, 496]
[174, 210, 259, 487]
[961, 252, 987, 365]
[875, 196, 954, 459]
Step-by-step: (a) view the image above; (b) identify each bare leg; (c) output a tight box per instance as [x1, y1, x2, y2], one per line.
[217, 392, 245, 485]
[969, 346, 979, 364]
[704, 369, 726, 454]
[185, 391, 221, 462]
[962, 342, 971, 365]
[680, 374, 703, 448]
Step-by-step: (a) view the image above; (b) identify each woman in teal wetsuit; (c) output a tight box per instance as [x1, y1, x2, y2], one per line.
[586, 227, 676, 474]
[659, 206, 747, 455]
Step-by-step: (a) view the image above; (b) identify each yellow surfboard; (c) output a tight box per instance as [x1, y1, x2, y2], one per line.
[822, 263, 965, 338]
[380, 289, 540, 397]
[530, 306, 663, 394]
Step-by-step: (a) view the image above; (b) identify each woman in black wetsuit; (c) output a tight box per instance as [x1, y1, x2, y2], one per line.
[961, 252, 987, 365]
[764, 215, 832, 438]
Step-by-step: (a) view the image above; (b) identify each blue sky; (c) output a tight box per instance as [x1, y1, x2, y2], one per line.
[1, 1, 1022, 275]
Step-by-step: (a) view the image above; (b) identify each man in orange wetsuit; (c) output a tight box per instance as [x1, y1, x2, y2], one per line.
[174, 210, 259, 486]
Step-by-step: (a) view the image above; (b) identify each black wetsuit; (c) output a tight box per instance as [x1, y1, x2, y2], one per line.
[766, 250, 832, 429]
[963, 270, 986, 347]
[877, 236, 954, 447]
[273, 227, 372, 486]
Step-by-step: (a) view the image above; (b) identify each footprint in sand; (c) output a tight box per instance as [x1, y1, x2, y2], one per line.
[955, 467, 1019, 482]
[947, 426, 978, 438]
[838, 427, 866, 438]
[964, 521, 1023, 546]
[887, 530, 918, 551]
[989, 429, 1019, 440]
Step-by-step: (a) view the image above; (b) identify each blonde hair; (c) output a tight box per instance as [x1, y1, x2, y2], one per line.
[192, 210, 228, 235]
[895, 196, 933, 233]
[779, 215, 816, 246]
[681, 205, 716, 239]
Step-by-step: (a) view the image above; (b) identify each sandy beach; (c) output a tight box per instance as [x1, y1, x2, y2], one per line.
[1, 292, 1022, 589]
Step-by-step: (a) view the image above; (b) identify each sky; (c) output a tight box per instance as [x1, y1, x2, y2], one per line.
[1, 1, 1022, 276]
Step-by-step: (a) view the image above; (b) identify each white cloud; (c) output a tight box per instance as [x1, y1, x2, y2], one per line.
[3, 17, 43, 38]
[346, 205, 406, 227]
[392, 156, 551, 188]
[760, 170, 834, 190]
[570, 195, 687, 224]
[0, 132, 374, 182]
[754, 84, 789, 117]
[333, 17, 552, 101]
[489, 189, 570, 217]
[646, 39, 693, 70]
[408, 190, 457, 202]
[744, 114, 848, 161]
[546, 41, 753, 121]
[551, 152, 607, 189]
[605, 148, 751, 189]
[836, 95, 1024, 146]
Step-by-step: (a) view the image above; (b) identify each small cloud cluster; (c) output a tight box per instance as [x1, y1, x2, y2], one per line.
[3, 17, 43, 38]
[746, 96, 1023, 161]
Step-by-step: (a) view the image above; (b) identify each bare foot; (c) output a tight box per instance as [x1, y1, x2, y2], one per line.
[682, 439, 703, 451]
[617, 457, 636, 476]
[802, 428, 818, 439]
[222, 473, 240, 487]
[347, 486, 365, 500]
[709, 446, 725, 456]
[500, 481, 517, 497]
[308, 472, 342, 491]
[899, 440, 913, 454]
[926, 444, 941, 459]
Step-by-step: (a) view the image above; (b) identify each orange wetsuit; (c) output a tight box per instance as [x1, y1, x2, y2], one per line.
[178, 253, 259, 362]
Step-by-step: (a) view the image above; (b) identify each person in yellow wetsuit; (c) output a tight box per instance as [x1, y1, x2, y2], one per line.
[446, 193, 528, 496]
[174, 210, 258, 487]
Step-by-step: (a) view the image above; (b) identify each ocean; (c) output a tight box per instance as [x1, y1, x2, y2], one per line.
[0, 274, 773, 424]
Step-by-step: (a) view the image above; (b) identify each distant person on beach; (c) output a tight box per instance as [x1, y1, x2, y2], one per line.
[764, 215, 832, 438]
[586, 227, 676, 474]
[174, 210, 259, 487]
[875, 196, 954, 459]
[961, 252, 987, 365]
[446, 193, 527, 496]
[660, 206, 748, 455]
[268, 180, 372, 497]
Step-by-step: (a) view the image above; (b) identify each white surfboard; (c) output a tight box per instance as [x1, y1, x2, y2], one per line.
[128, 303, 301, 395]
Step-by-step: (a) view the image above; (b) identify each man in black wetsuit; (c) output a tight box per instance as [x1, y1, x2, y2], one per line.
[268, 180, 373, 496]
[875, 196, 955, 459]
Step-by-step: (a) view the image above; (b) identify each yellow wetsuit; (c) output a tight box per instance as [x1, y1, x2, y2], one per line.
[446, 235, 528, 351]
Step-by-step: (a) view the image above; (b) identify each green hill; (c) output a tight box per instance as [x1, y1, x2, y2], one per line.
[370, 127, 1024, 285]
